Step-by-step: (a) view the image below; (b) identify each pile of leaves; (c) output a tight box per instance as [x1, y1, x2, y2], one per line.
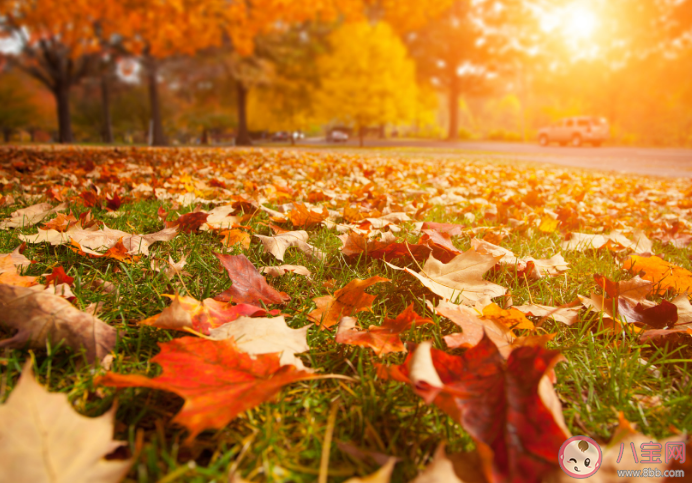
[0, 145, 690, 482]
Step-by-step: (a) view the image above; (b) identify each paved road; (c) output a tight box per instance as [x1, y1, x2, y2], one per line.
[292, 138, 692, 178]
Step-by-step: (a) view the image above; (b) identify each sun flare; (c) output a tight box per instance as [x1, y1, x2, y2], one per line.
[539, 2, 599, 42]
[565, 4, 598, 40]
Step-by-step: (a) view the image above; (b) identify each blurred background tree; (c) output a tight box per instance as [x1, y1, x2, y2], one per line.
[2, 0, 692, 147]
[317, 22, 417, 146]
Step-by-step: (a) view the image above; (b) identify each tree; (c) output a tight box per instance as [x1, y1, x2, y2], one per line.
[404, 1, 509, 141]
[0, 0, 107, 142]
[0, 70, 36, 140]
[317, 22, 417, 147]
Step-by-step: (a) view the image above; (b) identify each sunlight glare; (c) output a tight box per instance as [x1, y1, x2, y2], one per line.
[565, 4, 598, 40]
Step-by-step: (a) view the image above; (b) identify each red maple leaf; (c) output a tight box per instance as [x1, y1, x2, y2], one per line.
[97, 337, 317, 442]
[106, 193, 122, 211]
[336, 304, 433, 354]
[166, 212, 209, 233]
[377, 335, 568, 483]
[44, 266, 74, 286]
[214, 254, 291, 305]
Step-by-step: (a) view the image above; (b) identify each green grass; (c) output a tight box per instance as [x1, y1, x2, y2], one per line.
[0, 146, 691, 482]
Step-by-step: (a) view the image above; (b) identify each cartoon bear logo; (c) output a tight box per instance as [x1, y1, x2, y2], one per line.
[558, 436, 602, 479]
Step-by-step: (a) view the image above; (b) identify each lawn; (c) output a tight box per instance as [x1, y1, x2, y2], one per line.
[0, 145, 690, 483]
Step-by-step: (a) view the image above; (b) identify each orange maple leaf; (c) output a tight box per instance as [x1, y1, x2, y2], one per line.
[97, 337, 317, 442]
[308, 276, 389, 330]
[624, 255, 692, 296]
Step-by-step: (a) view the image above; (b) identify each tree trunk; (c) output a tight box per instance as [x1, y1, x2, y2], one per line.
[146, 57, 166, 146]
[235, 83, 252, 146]
[55, 81, 74, 143]
[101, 75, 114, 144]
[3, 128, 11, 142]
[447, 76, 460, 141]
[378, 124, 385, 139]
[359, 126, 364, 147]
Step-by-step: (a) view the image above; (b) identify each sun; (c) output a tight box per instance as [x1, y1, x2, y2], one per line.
[539, 2, 599, 42]
[564, 4, 598, 40]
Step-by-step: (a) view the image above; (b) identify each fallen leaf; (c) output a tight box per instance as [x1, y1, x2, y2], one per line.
[386, 251, 506, 305]
[214, 254, 291, 305]
[378, 337, 569, 483]
[307, 276, 389, 330]
[512, 304, 580, 326]
[562, 230, 652, 254]
[0, 202, 67, 229]
[97, 337, 318, 442]
[471, 239, 568, 278]
[255, 230, 325, 261]
[41, 211, 78, 232]
[344, 458, 396, 483]
[624, 255, 692, 296]
[0, 245, 32, 272]
[289, 203, 329, 228]
[482, 303, 535, 330]
[338, 231, 432, 262]
[221, 229, 251, 249]
[435, 301, 515, 357]
[0, 285, 116, 362]
[0, 362, 132, 483]
[151, 255, 189, 280]
[21, 224, 177, 257]
[411, 443, 485, 483]
[419, 229, 462, 263]
[209, 316, 310, 370]
[44, 266, 74, 286]
[421, 221, 466, 237]
[617, 298, 678, 329]
[260, 265, 312, 278]
[166, 211, 210, 233]
[139, 294, 281, 334]
[335, 304, 434, 355]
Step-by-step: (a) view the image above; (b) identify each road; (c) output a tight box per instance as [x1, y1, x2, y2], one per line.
[292, 138, 692, 178]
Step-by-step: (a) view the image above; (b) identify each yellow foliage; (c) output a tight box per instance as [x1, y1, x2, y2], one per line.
[316, 22, 418, 131]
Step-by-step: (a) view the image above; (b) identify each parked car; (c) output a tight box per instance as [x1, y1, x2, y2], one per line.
[537, 116, 609, 147]
[327, 130, 349, 143]
[271, 131, 290, 142]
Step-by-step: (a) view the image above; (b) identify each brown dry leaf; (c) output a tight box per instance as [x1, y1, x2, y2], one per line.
[209, 316, 310, 370]
[386, 251, 506, 305]
[0, 362, 132, 483]
[260, 265, 312, 278]
[344, 458, 397, 483]
[308, 276, 389, 330]
[21, 224, 178, 257]
[411, 443, 486, 483]
[221, 229, 251, 249]
[0, 285, 116, 362]
[255, 230, 325, 261]
[0, 245, 32, 272]
[151, 255, 189, 280]
[202, 204, 241, 230]
[562, 230, 652, 253]
[471, 239, 568, 278]
[0, 202, 67, 229]
[512, 304, 580, 326]
[671, 293, 692, 324]
[435, 301, 515, 358]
